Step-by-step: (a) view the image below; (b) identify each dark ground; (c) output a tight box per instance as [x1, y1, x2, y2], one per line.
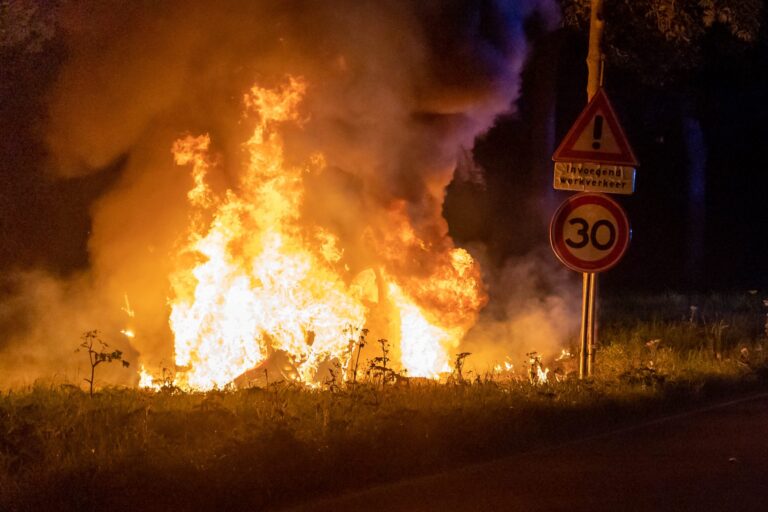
[287, 392, 768, 512]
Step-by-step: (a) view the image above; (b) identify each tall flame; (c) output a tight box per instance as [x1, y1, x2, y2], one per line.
[163, 77, 485, 390]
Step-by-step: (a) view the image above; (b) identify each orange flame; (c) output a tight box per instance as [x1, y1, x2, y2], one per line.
[155, 77, 485, 390]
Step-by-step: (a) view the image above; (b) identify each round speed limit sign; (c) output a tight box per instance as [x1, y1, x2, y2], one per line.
[550, 192, 631, 273]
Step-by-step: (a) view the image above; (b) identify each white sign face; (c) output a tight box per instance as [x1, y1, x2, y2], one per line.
[553, 161, 635, 195]
[550, 193, 631, 273]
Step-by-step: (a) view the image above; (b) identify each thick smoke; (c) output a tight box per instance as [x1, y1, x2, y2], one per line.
[2, 0, 564, 385]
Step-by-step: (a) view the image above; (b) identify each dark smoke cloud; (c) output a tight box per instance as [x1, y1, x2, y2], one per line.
[2, 0, 561, 385]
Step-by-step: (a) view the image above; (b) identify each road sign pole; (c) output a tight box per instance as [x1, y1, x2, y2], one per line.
[583, 0, 604, 379]
[588, 273, 598, 372]
[579, 272, 597, 378]
[552, 1, 636, 380]
[586, 0, 605, 101]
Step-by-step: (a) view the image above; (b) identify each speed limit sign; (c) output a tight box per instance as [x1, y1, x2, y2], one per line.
[550, 192, 631, 273]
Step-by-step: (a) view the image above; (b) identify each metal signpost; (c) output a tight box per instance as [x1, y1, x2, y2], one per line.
[550, 0, 638, 379]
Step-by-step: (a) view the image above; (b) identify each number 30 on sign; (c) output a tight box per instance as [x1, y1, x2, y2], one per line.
[549, 192, 631, 273]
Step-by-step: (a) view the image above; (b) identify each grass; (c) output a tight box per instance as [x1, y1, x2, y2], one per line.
[1, 292, 767, 511]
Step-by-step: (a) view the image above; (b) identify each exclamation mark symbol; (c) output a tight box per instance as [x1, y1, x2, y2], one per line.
[592, 115, 604, 150]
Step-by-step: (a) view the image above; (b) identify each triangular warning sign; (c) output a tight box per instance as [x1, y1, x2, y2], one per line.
[553, 88, 638, 167]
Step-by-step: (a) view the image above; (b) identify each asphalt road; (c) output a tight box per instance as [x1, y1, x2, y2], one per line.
[286, 393, 768, 512]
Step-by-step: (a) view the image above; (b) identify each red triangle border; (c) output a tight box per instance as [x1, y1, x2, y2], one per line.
[553, 88, 639, 167]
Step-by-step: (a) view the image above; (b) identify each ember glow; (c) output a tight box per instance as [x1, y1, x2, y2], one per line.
[156, 78, 485, 390]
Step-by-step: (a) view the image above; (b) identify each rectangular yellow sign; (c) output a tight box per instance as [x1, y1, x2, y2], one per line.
[553, 161, 635, 195]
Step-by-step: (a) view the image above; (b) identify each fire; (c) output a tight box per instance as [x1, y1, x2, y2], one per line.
[382, 246, 484, 378]
[150, 77, 485, 391]
[387, 281, 454, 377]
[536, 365, 550, 384]
[528, 352, 549, 384]
[138, 365, 160, 390]
[121, 294, 136, 339]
